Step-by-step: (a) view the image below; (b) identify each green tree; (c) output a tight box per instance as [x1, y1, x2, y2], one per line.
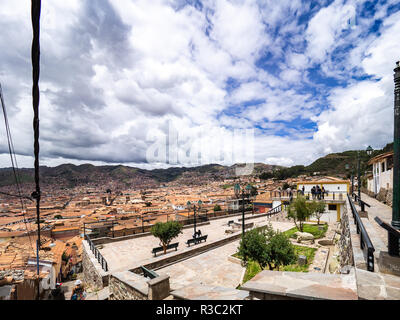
[54, 215, 63, 219]
[313, 201, 326, 225]
[287, 195, 314, 232]
[264, 231, 296, 270]
[238, 228, 268, 268]
[213, 204, 221, 212]
[250, 185, 258, 196]
[259, 171, 273, 180]
[150, 221, 183, 254]
[238, 224, 296, 270]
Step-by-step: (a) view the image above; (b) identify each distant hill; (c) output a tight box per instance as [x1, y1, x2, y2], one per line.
[0, 143, 393, 188]
[0, 162, 281, 188]
[259, 142, 394, 180]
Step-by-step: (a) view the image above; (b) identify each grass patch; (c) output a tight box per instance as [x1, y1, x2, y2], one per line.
[283, 223, 328, 239]
[243, 260, 262, 283]
[281, 245, 317, 272]
[233, 245, 317, 283]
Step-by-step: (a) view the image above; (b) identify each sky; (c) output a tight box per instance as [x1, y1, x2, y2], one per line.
[0, 0, 399, 170]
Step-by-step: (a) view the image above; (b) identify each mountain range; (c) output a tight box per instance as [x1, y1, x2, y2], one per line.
[0, 143, 393, 188]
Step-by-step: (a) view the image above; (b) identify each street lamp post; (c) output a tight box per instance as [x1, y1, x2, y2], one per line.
[194, 205, 197, 236]
[354, 146, 373, 200]
[241, 190, 245, 239]
[357, 151, 361, 199]
[392, 61, 400, 229]
[234, 183, 252, 240]
[187, 200, 202, 237]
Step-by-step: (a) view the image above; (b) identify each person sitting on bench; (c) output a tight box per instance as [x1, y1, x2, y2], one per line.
[192, 230, 202, 239]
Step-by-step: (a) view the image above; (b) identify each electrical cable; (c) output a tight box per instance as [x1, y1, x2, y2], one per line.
[0, 83, 35, 253]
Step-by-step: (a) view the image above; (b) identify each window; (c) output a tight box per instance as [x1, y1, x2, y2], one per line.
[382, 161, 385, 172]
[387, 156, 393, 170]
[328, 204, 337, 211]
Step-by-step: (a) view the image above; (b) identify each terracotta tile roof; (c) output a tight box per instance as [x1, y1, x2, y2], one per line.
[368, 151, 394, 165]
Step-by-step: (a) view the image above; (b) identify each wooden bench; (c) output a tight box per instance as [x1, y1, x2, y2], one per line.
[186, 238, 197, 247]
[227, 220, 234, 226]
[186, 235, 208, 247]
[151, 242, 179, 257]
[197, 235, 208, 243]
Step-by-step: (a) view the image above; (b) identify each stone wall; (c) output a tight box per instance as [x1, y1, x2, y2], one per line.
[109, 274, 148, 300]
[362, 187, 393, 207]
[385, 188, 393, 206]
[339, 202, 354, 268]
[82, 241, 108, 290]
[109, 271, 170, 300]
[376, 187, 388, 203]
[92, 221, 210, 246]
[361, 187, 375, 198]
[91, 210, 254, 246]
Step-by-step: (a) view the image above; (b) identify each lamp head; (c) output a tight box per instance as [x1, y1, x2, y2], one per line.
[245, 184, 252, 195]
[234, 183, 240, 198]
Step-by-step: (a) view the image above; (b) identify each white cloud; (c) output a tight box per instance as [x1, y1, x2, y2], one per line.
[208, 0, 269, 63]
[279, 68, 302, 83]
[306, 0, 358, 63]
[0, 0, 399, 172]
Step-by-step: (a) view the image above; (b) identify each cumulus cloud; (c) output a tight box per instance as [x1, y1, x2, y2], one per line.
[0, 0, 399, 171]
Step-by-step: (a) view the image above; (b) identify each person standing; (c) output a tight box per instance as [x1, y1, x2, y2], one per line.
[50, 283, 65, 300]
[321, 186, 326, 199]
[71, 279, 86, 300]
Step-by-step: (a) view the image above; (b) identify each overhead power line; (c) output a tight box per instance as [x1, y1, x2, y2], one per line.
[0, 83, 35, 254]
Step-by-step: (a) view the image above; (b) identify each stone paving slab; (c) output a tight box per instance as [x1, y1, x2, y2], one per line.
[171, 284, 249, 300]
[360, 217, 387, 256]
[157, 240, 244, 291]
[86, 286, 110, 300]
[357, 193, 392, 248]
[356, 269, 400, 300]
[240, 269, 358, 300]
[347, 195, 400, 299]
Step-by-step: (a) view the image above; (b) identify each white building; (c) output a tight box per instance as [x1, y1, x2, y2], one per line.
[367, 151, 394, 194]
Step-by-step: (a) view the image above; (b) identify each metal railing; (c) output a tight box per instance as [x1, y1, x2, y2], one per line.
[375, 217, 400, 257]
[266, 203, 283, 216]
[86, 208, 255, 240]
[85, 234, 109, 272]
[347, 194, 375, 272]
[269, 190, 347, 201]
[140, 266, 159, 279]
[352, 193, 371, 212]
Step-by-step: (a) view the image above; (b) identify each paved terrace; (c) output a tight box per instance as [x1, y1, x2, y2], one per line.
[356, 192, 391, 249]
[350, 193, 400, 299]
[98, 213, 293, 273]
[158, 240, 244, 290]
